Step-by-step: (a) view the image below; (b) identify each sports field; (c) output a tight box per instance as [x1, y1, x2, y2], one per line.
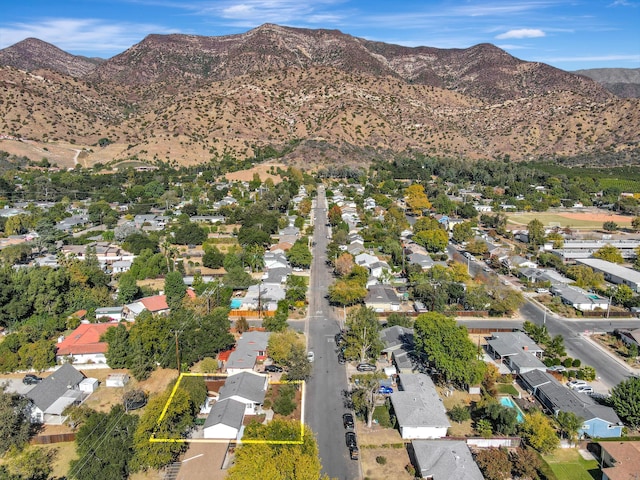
[507, 210, 633, 229]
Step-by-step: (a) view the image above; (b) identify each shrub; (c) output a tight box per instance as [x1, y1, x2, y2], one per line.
[376, 456, 387, 465]
[272, 385, 296, 416]
[563, 357, 573, 368]
[572, 358, 581, 367]
[449, 404, 471, 423]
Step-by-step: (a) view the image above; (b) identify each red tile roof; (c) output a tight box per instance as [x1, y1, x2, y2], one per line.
[140, 294, 169, 312]
[56, 323, 116, 356]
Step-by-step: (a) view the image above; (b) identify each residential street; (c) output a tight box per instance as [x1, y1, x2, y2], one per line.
[304, 186, 360, 480]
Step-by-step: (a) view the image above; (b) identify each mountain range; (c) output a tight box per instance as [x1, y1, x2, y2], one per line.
[0, 24, 638, 168]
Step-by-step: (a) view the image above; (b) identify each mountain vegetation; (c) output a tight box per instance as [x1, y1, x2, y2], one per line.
[0, 24, 637, 168]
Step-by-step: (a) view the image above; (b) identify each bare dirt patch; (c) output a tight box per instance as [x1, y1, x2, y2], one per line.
[224, 163, 285, 184]
[83, 368, 178, 413]
[361, 446, 413, 480]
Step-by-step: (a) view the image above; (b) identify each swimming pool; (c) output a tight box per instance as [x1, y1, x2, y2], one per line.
[499, 396, 525, 423]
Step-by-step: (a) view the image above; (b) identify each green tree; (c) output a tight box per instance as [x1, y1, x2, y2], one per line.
[122, 233, 158, 255]
[164, 271, 186, 310]
[566, 265, 604, 289]
[610, 376, 640, 429]
[0, 388, 32, 455]
[227, 420, 327, 480]
[452, 221, 474, 244]
[350, 371, 387, 427]
[328, 204, 343, 226]
[5, 447, 56, 480]
[520, 410, 559, 454]
[546, 335, 566, 358]
[449, 404, 471, 424]
[103, 323, 131, 369]
[613, 284, 634, 305]
[593, 244, 624, 264]
[414, 312, 486, 387]
[68, 405, 138, 480]
[202, 246, 225, 269]
[522, 321, 551, 345]
[283, 341, 312, 382]
[285, 275, 307, 303]
[343, 306, 383, 362]
[413, 228, 448, 252]
[484, 402, 518, 435]
[603, 221, 618, 232]
[286, 238, 312, 268]
[328, 279, 367, 306]
[173, 222, 207, 245]
[631, 216, 640, 232]
[117, 273, 140, 304]
[527, 218, 545, 247]
[556, 411, 583, 446]
[268, 330, 305, 366]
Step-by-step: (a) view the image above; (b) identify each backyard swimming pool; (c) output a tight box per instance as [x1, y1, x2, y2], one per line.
[499, 396, 525, 423]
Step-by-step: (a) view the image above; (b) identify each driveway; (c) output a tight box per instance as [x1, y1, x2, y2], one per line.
[177, 442, 229, 480]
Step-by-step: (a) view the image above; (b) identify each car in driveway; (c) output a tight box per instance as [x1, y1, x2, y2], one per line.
[547, 365, 566, 373]
[575, 385, 594, 394]
[378, 385, 393, 395]
[356, 363, 376, 372]
[264, 364, 283, 373]
[343, 413, 354, 429]
[567, 380, 588, 389]
[345, 431, 357, 448]
[22, 374, 42, 385]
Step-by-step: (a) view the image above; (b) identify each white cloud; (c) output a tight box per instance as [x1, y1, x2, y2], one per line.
[495, 28, 545, 39]
[0, 18, 177, 57]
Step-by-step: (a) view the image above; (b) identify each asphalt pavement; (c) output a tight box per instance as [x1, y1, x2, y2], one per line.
[304, 186, 360, 480]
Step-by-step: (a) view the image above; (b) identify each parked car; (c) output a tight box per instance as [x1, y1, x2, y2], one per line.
[345, 431, 357, 448]
[575, 385, 594, 394]
[349, 446, 359, 460]
[343, 413, 355, 429]
[536, 288, 550, 294]
[307, 351, 315, 363]
[567, 380, 588, 389]
[547, 365, 566, 372]
[356, 363, 376, 372]
[337, 353, 346, 365]
[378, 385, 393, 395]
[334, 333, 344, 345]
[265, 365, 283, 373]
[22, 374, 42, 385]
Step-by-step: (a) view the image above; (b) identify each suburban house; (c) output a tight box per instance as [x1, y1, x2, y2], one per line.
[240, 283, 286, 312]
[576, 258, 640, 293]
[519, 370, 623, 438]
[380, 325, 415, 374]
[407, 252, 435, 270]
[390, 373, 450, 439]
[225, 331, 271, 376]
[95, 306, 124, 322]
[26, 364, 86, 424]
[365, 285, 400, 312]
[124, 294, 170, 320]
[550, 285, 609, 312]
[503, 255, 537, 271]
[485, 331, 546, 374]
[615, 328, 640, 348]
[410, 440, 484, 480]
[519, 268, 573, 287]
[56, 322, 117, 366]
[597, 441, 640, 480]
[203, 372, 268, 440]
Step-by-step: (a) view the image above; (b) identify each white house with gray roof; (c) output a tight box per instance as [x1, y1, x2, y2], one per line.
[390, 373, 450, 439]
[217, 371, 268, 415]
[226, 331, 271, 375]
[203, 398, 246, 440]
[26, 364, 86, 424]
[485, 331, 546, 374]
[550, 285, 609, 312]
[411, 440, 484, 480]
[576, 258, 640, 293]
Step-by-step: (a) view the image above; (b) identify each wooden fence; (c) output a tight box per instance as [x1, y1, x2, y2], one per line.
[31, 432, 76, 445]
[228, 310, 274, 318]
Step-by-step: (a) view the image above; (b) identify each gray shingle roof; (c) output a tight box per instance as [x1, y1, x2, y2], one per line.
[203, 398, 246, 430]
[26, 364, 85, 411]
[412, 440, 484, 480]
[391, 374, 450, 429]
[379, 325, 414, 352]
[218, 372, 267, 404]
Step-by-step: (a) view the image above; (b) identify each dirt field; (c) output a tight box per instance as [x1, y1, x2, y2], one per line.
[224, 163, 285, 184]
[83, 368, 179, 413]
[357, 421, 412, 480]
[507, 209, 634, 229]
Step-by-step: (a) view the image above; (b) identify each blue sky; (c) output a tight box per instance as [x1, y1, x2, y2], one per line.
[1, 0, 639, 71]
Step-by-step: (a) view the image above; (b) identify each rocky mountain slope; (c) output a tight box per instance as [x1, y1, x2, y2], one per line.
[0, 24, 638, 167]
[574, 68, 640, 98]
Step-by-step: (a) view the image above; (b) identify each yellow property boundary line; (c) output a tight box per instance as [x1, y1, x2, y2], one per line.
[149, 372, 306, 444]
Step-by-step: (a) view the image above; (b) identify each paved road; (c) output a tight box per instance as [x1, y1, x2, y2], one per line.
[304, 186, 359, 480]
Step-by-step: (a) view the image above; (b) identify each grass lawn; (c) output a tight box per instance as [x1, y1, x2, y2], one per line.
[496, 384, 519, 396]
[506, 212, 632, 228]
[543, 448, 600, 480]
